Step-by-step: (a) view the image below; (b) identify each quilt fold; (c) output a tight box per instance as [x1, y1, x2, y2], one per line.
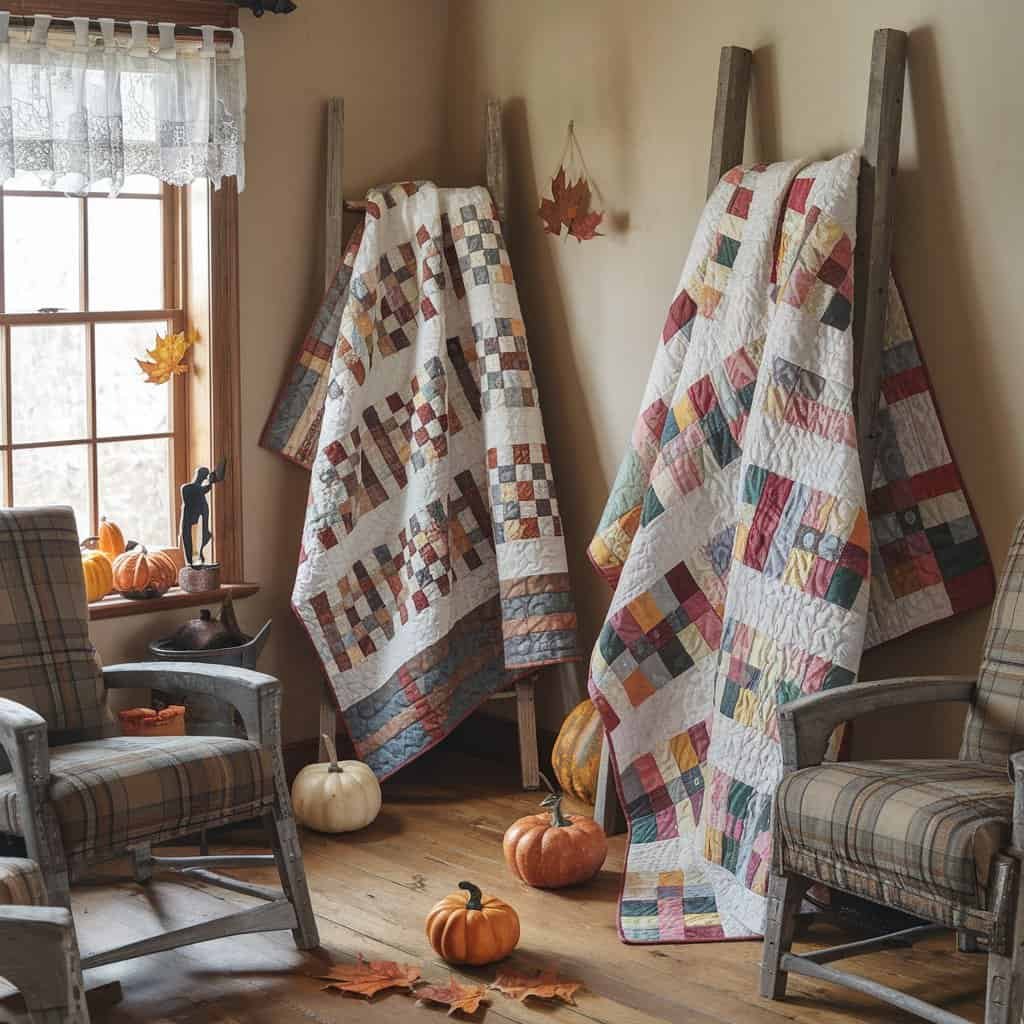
[588, 154, 994, 943]
[268, 181, 579, 779]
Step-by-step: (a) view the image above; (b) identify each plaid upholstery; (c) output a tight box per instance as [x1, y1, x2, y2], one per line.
[0, 857, 44, 906]
[0, 736, 274, 871]
[0, 507, 109, 740]
[961, 517, 1024, 766]
[776, 759, 1012, 911]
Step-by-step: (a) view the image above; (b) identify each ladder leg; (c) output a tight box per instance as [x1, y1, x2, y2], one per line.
[594, 735, 626, 835]
[318, 701, 336, 762]
[515, 676, 540, 790]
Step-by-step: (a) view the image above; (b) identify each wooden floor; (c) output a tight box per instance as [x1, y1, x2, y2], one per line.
[39, 749, 989, 1024]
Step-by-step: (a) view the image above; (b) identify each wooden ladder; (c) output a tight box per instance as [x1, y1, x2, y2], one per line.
[314, 100, 541, 789]
[594, 29, 908, 833]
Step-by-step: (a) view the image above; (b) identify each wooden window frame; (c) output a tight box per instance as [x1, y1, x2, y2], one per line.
[3, 0, 246, 610]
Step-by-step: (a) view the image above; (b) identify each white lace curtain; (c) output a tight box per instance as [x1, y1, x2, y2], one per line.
[0, 11, 246, 196]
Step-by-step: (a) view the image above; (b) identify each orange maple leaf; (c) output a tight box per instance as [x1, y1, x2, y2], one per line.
[537, 164, 603, 241]
[416, 976, 489, 1016]
[318, 956, 421, 998]
[491, 967, 583, 1005]
[136, 327, 199, 385]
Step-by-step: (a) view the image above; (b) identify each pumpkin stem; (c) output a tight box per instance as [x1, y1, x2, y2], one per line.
[458, 881, 483, 910]
[321, 733, 342, 772]
[537, 771, 571, 827]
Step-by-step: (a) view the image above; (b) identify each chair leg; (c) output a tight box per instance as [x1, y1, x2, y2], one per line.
[23, 806, 72, 910]
[515, 676, 540, 790]
[761, 871, 809, 1000]
[265, 751, 320, 950]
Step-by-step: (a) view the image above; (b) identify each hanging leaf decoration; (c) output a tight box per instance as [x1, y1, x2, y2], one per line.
[416, 976, 489, 1016]
[317, 956, 421, 998]
[538, 121, 604, 242]
[491, 967, 584, 1005]
[136, 327, 200, 385]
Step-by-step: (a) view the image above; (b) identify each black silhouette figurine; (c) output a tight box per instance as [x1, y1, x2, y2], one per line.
[180, 459, 227, 567]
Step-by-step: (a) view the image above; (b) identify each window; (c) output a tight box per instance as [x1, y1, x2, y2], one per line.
[0, 173, 187, 549]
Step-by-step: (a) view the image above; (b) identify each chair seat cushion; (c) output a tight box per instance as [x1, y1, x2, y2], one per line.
[0, 736, 274, 868]
[776, 759, 1012, 908]
[0, 857, 44, 906]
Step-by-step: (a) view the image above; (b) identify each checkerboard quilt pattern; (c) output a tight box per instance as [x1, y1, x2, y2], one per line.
[487, 444, 562, 543]
[587, 153, 993, 945]
[291, 182, 578, 781]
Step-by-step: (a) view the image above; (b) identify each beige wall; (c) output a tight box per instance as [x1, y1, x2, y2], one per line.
[444, 0, 1024, 752]
[93, 0, 1024, 755]
[93, 0, 450, 745]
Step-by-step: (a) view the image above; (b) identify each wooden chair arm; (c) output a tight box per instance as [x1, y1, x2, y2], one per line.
[103, 663, 282, 747]
[778, 675, 976, 773]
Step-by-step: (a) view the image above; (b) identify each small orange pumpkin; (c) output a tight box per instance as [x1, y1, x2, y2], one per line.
[112, 546, 177, 599]
[503, 777, 608, 889]
[80, 549, 113, 602]
[97, 517, 126, 559]
[552, 699, 604, 803]
[425, 881, 520, 966]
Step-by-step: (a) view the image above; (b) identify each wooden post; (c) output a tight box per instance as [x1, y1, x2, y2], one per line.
[593, 44, 754, 837]
[485, 99, 507, 223]
[323, 97, 345, 290]
[853, 29, 907, 490]
[707, 46, 753, 196]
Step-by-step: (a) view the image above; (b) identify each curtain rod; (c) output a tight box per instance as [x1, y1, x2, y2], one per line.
[4, 13, 237, 41]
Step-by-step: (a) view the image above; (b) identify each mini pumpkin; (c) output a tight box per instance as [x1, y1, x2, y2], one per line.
[426, 881, 520, 966]
[97, 517, 126, 559]
[291, 734, 381, 833]
[80, 549, 113, 602]
[503, 775, 607, 888]
[552, 699, 604, 804]
[112, 546, 177, 599]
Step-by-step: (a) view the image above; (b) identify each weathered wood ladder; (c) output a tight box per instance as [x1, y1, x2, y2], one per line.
[314, 100, 540, 789]
[595, 29, 908, 833]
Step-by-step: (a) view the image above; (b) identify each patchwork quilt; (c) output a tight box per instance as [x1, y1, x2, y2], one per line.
[267, 182, 578, 778]
[588, 153, 994, 943]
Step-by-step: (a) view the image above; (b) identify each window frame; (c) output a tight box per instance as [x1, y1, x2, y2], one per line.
[1, 0, 245, 601]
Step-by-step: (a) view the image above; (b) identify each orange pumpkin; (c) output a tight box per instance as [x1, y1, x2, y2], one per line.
[112, 546, 177, 599]
[97, 517, 126, 559]
[425, 881, 520, 966]
[503, 781, 607, 889]
[552, 699, 604, 803]
[80, 549, 113, 602]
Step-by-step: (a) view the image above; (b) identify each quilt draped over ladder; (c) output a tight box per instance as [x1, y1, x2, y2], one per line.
[264, 182, 578, 778]
[588, 152, 994, 944]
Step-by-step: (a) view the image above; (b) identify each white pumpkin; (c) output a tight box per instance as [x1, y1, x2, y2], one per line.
[291, 734, 382, 833]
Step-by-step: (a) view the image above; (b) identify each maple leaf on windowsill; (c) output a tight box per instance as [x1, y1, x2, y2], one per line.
[416, 976, 489, 1017]
[317, 956, 421, 998]
[136, 327, 200, 384]
[491, 967, 584, 1005]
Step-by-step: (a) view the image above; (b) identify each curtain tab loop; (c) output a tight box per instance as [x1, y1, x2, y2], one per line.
[29, 14, 51, 46]
[229, 27, 244, 58]
[98, 17, 115, 48]
[199, 25, 215, 55]
[0, 12, 10, 45]
[157, 22, 175, 55]
[70, 17, 89, 50]
[129, 20, 148, 55]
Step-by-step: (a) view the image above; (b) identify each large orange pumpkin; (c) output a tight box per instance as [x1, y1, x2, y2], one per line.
[552, 699, 604, 804]
[80, 550, 113, 602]
[112, 546, 177, 599]
[97, 517, 126, 559]
[425, 881, 519, 966]
[503, 785, 607, 889]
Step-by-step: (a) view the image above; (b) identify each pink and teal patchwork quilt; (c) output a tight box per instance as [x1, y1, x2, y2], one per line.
[269, 182, 578, 778]
[588, 153, 994, 943]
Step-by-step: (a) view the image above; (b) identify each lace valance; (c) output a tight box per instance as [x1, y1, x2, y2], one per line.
[0, 11, 246, 196]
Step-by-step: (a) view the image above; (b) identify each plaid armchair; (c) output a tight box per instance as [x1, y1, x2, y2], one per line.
[761, 518, 1024, 1024]
[0, 507, 318, 978]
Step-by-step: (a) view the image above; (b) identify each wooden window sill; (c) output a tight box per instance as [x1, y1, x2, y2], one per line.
[89, 583, 260, 621]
